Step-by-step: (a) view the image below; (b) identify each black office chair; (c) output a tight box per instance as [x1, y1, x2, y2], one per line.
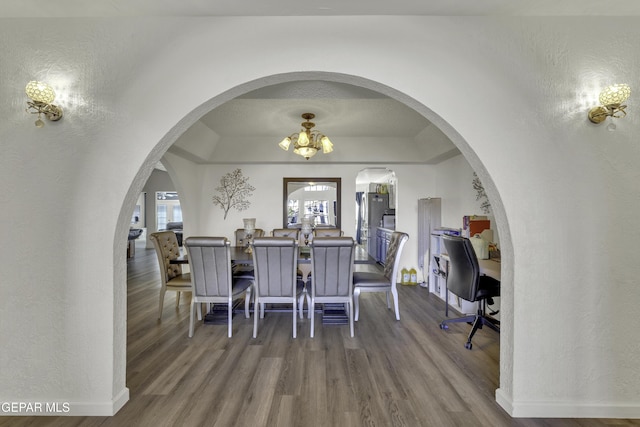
[439, 235, 500, 350]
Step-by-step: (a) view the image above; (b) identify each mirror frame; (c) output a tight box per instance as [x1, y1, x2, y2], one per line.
[283, 177, 341, 229]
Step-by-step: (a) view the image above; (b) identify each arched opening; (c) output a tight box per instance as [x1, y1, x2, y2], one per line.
[117, 71, 512, 413]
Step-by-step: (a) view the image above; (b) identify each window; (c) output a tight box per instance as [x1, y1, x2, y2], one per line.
[156, 191, 181, 231]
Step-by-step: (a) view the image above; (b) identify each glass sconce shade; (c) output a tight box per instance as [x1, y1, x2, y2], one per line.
[26, 81, 56, 104]
[599, 84, 631, 106]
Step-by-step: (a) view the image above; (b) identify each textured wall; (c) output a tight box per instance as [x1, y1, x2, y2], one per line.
[1, 16, 639, 417]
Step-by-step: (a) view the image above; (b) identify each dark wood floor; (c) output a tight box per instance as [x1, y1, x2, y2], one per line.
[3, 247, 639, 426]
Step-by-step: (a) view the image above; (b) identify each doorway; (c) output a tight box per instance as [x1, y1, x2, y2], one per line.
[355, 168, 396, 259]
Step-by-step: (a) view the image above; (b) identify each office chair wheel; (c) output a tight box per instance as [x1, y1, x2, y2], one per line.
[440, 323, 448, 330]
[465, 342, 472, 350]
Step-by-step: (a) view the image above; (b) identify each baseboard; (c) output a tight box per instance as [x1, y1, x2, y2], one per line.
[0, 387, 129, 417]
[496, 388, 640, 419]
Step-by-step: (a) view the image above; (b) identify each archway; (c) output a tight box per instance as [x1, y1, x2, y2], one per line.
[116, 71, 513, 409]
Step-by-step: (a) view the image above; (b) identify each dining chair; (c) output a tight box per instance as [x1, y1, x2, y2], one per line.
[150, 231, 192, 320]
[184, 237, 252, 338]
[271, 228, 310, 316]
[271, 228, 300, 239]
[250, 237, 305, 338]
[352, 231, 409, 321]
[308, 237, 356, 337]
[313, 228, 344, 237]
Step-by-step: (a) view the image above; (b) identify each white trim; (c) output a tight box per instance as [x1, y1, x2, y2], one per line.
[496, 388, 640, 419]
[0, 388, 130, 417]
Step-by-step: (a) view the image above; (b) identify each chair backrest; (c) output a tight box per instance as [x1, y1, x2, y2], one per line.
[235, 228, 265, 246]
[313, 228, 343, 237]
[271, 228, 300, 239]
[442, 235, 480, 302]
[150, 231, 183, 282]
[184, 237, 232, 298]
[382, 232, 409, 282]
[310, 237, 355, 298]
[251, 237, 298, 297]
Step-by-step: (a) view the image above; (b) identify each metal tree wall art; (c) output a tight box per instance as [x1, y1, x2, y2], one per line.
[212, 169, 255, 219]
[472, 172, 491, 214]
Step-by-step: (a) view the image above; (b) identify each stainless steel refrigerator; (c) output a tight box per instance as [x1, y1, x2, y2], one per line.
[366, 193, 389, 257]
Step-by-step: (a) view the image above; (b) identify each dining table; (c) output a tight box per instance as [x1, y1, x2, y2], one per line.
[170, 244, 376, 266]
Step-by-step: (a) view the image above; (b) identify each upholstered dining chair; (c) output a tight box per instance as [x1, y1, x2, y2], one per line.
[234, 228, 265, 246]
[184, 237, 252, 338]
[250, 237, 305, 338]
[352, 231, 409, 321]
[439, 235, 500, 350]
[313, 228, 344, 237]
[308, 237, 356, 337]
[271, 228, 309, 316]
[271, 228, 300, 239]
[150, 231, 192, 320]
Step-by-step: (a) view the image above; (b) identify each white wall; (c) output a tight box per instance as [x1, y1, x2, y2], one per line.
[434, 155, 499, 243]
[1, 16, 640, 418]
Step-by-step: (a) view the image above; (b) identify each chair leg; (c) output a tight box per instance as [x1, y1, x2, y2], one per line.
[244, 287, 251, 319]
[354, 288, 361, 321]
[158, 287, 166, 320]
[188, 300, 196, 337]
[298, 292, 305, 319]
[253, 297, 259, 338]
[260, 303, 265, 319]
[440, 314, 477, 328]
[292, 298, 297, 338]
[228, 300, 233, 338]
[196, 302, 202, 321]
[306, 292, 312, 319]
[385, 291, 391, 309]
[310, 299, 315, 338]
[348, 300, 354, 337]
[176, 291, 181, 307]
[391, 287, 400, 320]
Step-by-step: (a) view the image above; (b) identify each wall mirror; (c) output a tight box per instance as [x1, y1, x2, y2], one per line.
[283, 177, 341, 229]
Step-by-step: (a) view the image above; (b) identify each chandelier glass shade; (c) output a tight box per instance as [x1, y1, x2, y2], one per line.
[279, 113, 334, 160]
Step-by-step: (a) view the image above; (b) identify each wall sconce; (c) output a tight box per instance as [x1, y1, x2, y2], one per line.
[588, 84, 631, 124]
[25, 81, 63, 127]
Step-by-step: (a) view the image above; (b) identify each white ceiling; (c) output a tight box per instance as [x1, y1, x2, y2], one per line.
[172, 80, 456, 166]
[200, 82, 428, 139]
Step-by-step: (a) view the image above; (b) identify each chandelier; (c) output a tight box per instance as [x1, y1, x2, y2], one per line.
[278, 113, 334, 160]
